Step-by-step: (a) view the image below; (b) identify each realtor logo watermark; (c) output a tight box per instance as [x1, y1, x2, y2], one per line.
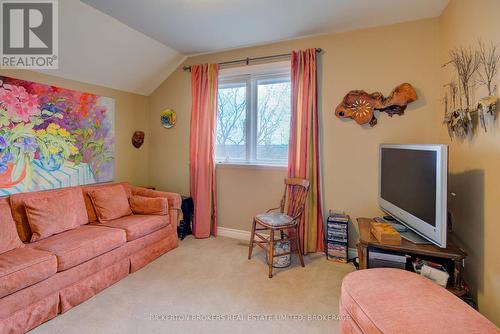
[1, 0, 58, 69]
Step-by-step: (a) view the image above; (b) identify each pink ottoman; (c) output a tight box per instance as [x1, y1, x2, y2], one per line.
[339, 268, 499, 334]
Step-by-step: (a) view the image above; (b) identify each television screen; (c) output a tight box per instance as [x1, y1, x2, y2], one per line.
[379, 144, 448, 248]
[380, 148, 437, 227]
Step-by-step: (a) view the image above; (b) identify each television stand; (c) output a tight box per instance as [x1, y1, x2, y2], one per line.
[356, 218, 468, 297]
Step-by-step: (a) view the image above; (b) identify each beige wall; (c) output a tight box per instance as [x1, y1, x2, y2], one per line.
[3, 2, 497, 324]
[439, 0, 500, 325]
[0, 69, 150, 186]
[148, 18, 442, 242]
[215, 166, 287, 232]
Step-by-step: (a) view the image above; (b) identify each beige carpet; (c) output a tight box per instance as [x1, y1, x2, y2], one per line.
[31, 236, 355, 334]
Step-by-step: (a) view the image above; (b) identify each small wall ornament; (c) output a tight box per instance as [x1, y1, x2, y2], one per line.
[335, 83, 417, 127]
[161, 109, 176, 129]
[131, 131, 145, 148]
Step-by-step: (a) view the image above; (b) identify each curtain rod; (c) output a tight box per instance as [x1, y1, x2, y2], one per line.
[182, 48, 322, 72]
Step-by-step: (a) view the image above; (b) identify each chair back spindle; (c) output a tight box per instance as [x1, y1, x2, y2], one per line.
[281, 178, 310, 220]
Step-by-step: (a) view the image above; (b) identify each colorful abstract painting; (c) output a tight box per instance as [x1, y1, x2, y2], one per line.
[0, 76, 115, 195]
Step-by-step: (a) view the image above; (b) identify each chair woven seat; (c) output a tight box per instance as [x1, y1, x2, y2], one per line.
[255, 212, 294, 227]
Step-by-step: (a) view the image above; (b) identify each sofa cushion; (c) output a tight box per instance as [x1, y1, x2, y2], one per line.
[340, 268, 499, 334]
[82, 189, 98, 223]
[129, 186, 182, 226]
[0, 197, 24, 254]
[0, 247, 57, 298]
[82, 182, 132, 223]
[88, 184, 132, 222]
[28, 225, 126, 271]
[130, 187, 180, 208]
[98, 214, 169, 241]
[129, 196, 168, 215]
[10, 186, 88, 242]
[24, 191, 86, 242]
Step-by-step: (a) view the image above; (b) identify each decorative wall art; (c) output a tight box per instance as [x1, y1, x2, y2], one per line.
[131, 131, 145, 148]
[335, 83, 418, 126]
[161, 109, 176, 129]
[0, 76, 115, 195]
[443, 40, 499, 139]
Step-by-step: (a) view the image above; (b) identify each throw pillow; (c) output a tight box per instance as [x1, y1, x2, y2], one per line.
[88, 184, 132, 222]
[0, 198, 24, 253]
[24, 191, 82, 242]
[129, 196, 168, 215]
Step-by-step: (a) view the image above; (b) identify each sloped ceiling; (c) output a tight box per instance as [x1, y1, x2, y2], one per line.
[82, 0, 449, 55]
[39, 0, 185, 95]
[38, 0, 449, 95]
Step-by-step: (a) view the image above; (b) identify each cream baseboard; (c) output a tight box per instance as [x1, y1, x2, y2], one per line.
[217, 226, 252, 240]
[217, 226, 359, 259]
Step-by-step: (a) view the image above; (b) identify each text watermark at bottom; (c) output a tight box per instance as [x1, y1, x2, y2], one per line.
[150, 313, 351, 322]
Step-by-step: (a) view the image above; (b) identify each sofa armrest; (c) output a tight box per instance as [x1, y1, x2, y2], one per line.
[130, 186, 182, 225]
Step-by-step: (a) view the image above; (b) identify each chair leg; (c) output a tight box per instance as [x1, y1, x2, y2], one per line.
[268, 230, 275, 278]
[248, 219, 257, 260]
[296, 226, 305, 267]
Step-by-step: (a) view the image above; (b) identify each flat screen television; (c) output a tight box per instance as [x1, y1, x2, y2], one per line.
[379, 144, 448, 248]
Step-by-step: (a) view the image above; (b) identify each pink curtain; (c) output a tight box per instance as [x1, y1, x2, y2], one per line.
[189, 64, 218, 238]
[288, 49, 324, 253]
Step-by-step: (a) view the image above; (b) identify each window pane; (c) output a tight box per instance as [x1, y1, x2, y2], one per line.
[216, 84, 247, 161]
[256, 80, 291, 163]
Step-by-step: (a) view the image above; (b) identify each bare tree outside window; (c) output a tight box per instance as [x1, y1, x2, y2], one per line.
[216, 85, 246, 160]
[216, 72, 291, 165]
[257, 81, 291, 162]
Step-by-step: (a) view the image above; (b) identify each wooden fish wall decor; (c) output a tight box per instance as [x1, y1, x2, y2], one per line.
[335, 83, 418, 127]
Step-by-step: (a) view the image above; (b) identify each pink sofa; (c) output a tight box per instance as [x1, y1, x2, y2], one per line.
[339, 268, 499, 334]
[0, 182, 181, 334]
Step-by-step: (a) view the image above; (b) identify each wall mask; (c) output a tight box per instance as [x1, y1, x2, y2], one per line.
[132, 131, 145, 148]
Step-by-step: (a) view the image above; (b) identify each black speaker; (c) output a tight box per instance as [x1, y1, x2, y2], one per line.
[177, 196, 193, 240]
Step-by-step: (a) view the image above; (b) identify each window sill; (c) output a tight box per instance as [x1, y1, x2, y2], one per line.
[216, 162, 287, 170]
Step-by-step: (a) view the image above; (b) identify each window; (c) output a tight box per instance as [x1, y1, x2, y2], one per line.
[216, 65, 291, 166]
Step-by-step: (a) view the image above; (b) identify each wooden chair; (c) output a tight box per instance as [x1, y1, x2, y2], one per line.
[247, 177, 310, 278]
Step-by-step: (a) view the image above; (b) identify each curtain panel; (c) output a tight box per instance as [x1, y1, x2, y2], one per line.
[189, 64, 218, 238]
[288, 49, 324, 253]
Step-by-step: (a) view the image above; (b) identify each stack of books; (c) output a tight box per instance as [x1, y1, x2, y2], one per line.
[326, 211, 349, 263]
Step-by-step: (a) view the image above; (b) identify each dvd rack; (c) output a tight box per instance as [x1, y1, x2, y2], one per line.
[325, 211, 349, 263]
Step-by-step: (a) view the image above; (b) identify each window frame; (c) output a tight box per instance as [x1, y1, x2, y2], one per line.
[216, 67, 291, 167]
